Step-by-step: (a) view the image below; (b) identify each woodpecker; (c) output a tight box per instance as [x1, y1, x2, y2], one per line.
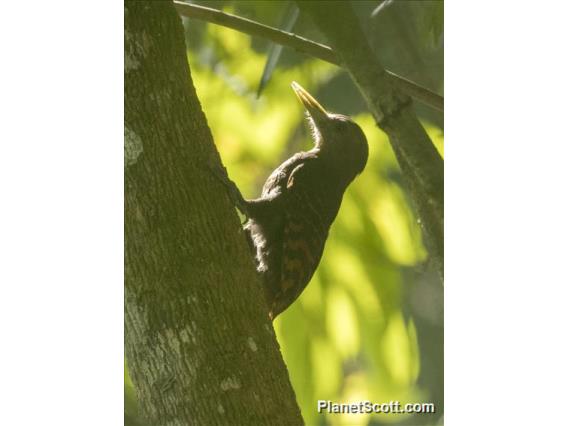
[224, 82, 368, 320]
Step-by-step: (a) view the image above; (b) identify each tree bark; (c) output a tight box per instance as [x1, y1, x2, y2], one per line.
[124, 2, 303, 425]
[297, 1, 444, 280]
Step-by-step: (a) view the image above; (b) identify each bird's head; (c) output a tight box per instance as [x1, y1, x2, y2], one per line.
[291, 81, 368, 181]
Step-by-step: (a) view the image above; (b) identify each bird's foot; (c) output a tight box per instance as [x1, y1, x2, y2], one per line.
[207, 162, 250, 220]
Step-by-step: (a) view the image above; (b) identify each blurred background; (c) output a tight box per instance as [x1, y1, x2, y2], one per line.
[126, 1, 443, 425]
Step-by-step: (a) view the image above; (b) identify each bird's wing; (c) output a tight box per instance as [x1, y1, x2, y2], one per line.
[261, 153, 310, 199]
[268, 159, 328, 318]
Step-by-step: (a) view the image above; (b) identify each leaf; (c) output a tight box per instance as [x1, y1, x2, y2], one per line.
[415, 0, 444, 48]
[372, 1, 444, 50]
[371, 0, 394, 18]
[256, 2, 299, 97]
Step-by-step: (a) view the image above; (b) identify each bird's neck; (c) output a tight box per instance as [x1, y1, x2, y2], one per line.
[309, 147, 357, 187]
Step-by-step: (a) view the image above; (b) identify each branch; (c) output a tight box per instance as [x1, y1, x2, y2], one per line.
[173, 1, 443, 111]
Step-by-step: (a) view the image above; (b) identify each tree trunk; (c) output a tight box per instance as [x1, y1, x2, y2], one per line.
[124, 2, 303, 425]
[297, 1, 444, 280]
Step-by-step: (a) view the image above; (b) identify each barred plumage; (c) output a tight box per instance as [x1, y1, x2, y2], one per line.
[237, 82, 368, 320]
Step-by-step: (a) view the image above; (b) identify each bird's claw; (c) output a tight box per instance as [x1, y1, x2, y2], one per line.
[208, 162, 250, 219]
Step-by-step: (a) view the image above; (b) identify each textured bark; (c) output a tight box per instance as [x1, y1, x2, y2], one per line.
[297, 1, 444, 280]
[124, 2, 303, 425]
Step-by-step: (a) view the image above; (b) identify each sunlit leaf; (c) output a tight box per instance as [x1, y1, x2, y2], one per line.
[326, 287, 360, 359]
[257, 2, 299, 97]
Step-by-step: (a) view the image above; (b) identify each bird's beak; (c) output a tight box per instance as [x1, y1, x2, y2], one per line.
[291, 81, 329, 123]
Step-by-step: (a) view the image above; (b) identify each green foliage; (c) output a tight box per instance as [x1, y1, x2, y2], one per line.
[257, 1, 299, 96]
[415, 1, 444, 48]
